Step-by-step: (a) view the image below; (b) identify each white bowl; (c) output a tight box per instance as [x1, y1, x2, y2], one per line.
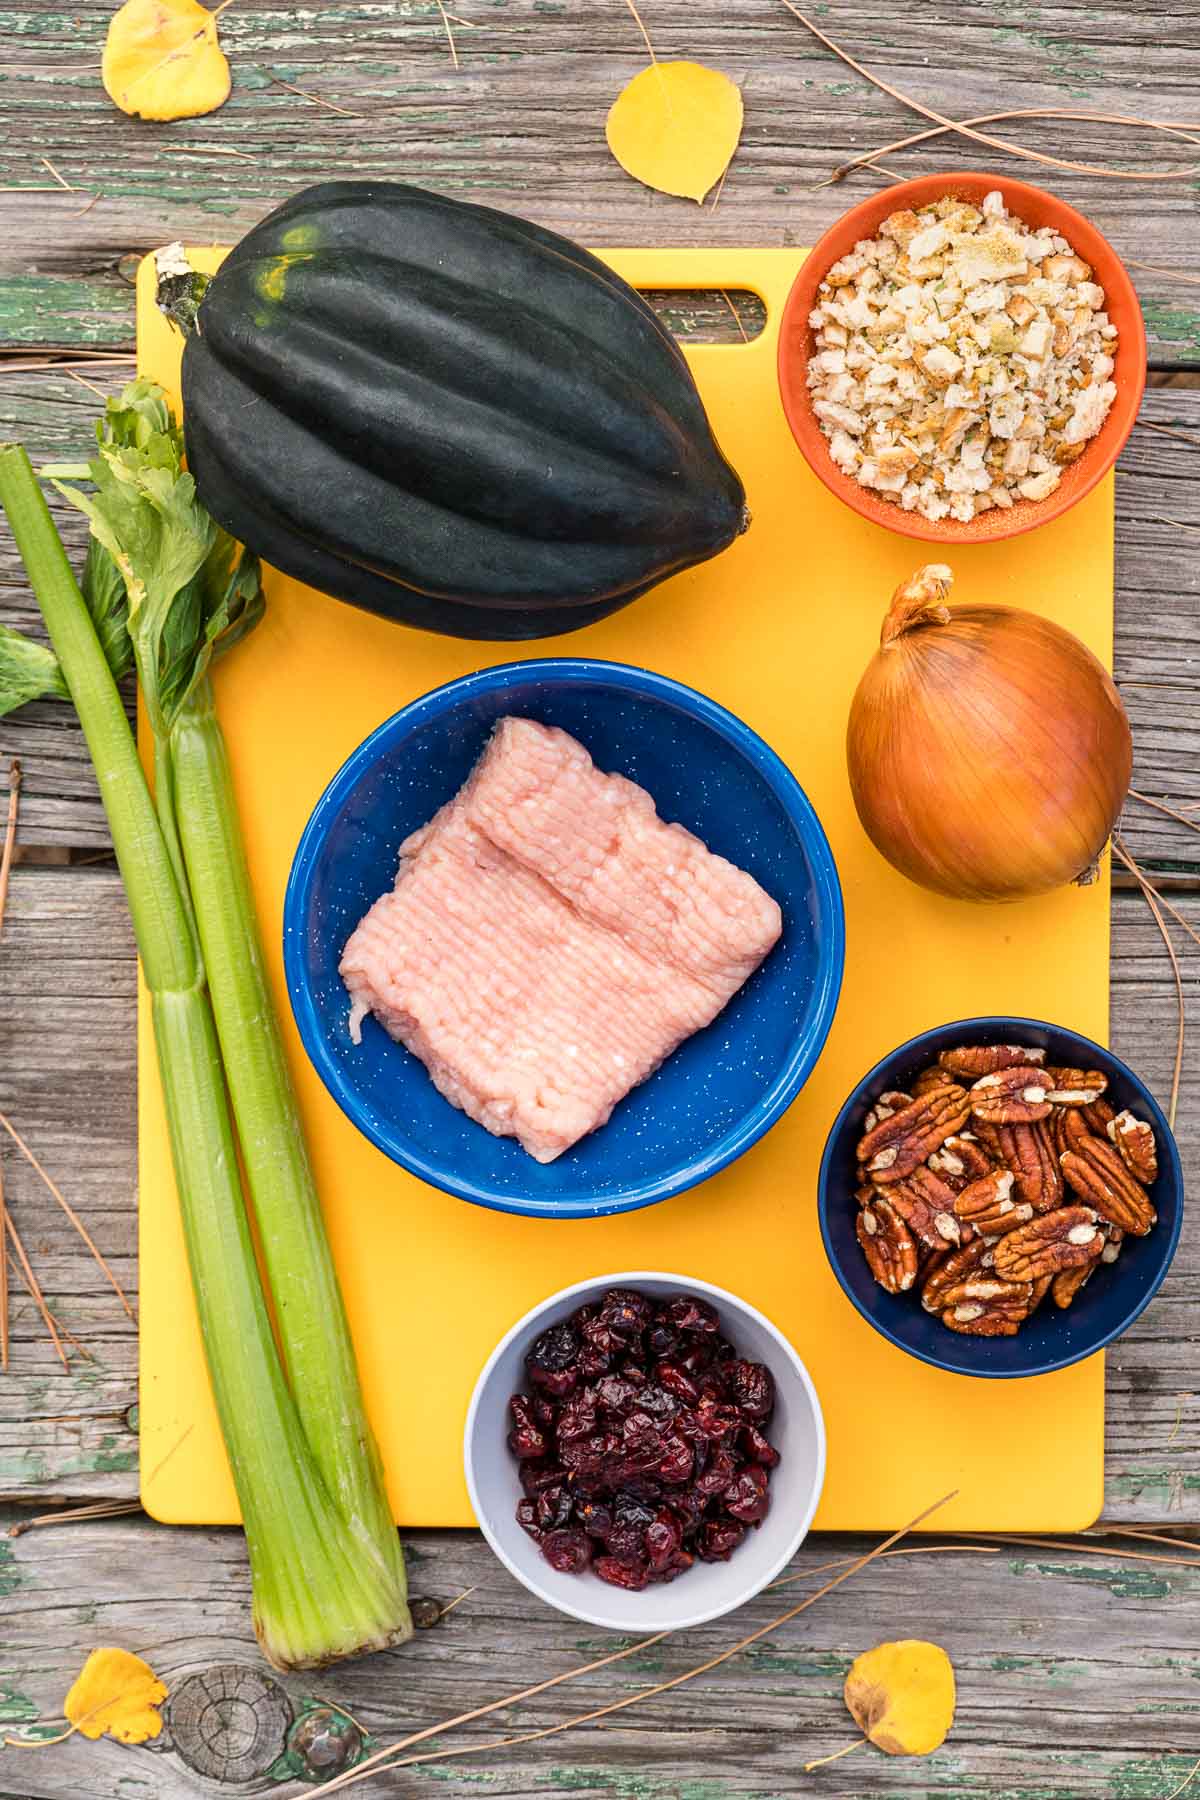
[463, 1271, 826, 1632]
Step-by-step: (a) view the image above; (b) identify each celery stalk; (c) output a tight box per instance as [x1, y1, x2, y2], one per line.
[169, 677, 407, 1593]
[0, 445, 411, 1668]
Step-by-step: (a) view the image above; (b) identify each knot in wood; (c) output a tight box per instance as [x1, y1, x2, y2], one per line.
[165, 1664, 292, 1783]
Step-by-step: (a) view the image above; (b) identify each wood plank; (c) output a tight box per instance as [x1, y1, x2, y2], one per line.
[0, 376, 1196, 867]
[0, 866, 1196, 1520]
[3, 0, 1200, 364]
[2, 1506, 1199, 1799]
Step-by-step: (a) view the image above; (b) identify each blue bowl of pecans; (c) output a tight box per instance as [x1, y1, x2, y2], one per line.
[817, 1016, 1183, 1379]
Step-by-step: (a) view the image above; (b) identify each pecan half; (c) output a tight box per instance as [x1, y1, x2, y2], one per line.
[1044, 1068, 1108, 1106]
[1028, 1272, 1054, 1313]
[970, 1066, 1052, 1125]
[1108, 1110, 1158, 1185]
[1101, 1223, 1125, 1266]
[1082, 1094, 1116, 1134]
[953, 1168, 1034, 1237]
[888, 1165, 965, 1250]
[992, 1206, 1102, 1281]
[862, 1089, 915, 1133]
[856, 1198, 918, 1293]
[1052, 1255, 1100, 1309]
[988, 1119, 1063, 1212]
[939, 1044, 1046, 1078]
[940, 1277, 1033, 1337]
[911, 1066, 962, 1098]
[1049, 1105, 1095, 1159]
[857, 1086, 971, 1183]
[928, 1133, 994, 1190]
[1061, 1139, 1156, 1236]
[920, 1238, 994, 1314]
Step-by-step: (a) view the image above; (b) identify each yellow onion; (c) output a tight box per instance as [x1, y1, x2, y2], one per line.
[847, 565, 1132, 902]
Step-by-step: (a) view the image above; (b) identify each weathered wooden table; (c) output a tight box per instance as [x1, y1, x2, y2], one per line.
[2, 3, 1199, 1794]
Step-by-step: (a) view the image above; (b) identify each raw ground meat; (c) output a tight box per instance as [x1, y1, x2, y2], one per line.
[340, 717, 782, 1162]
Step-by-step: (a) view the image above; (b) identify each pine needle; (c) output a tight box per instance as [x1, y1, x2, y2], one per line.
[1125, 257, 1200, 290]
[825, 106, 1200, 185]
[0, 1112, 136, 1322]
[622, 0, 657, 65]
[1136, 420, 1200, 451]
[38, 157, 74, 191]
[1165, 1754, 1200, 1800]
[435, 1584, 477, 1621]
[778, 3, 1200, 182]
[0, 1166, 8, 1372]
[1090, 1526, 1200, 1554]
[0, 759, 21, 944]
[269, 75, 359, 116]
[9, 1499, 141, 1538]
[305, 1491, 959, 1798]
[1112, 837, 1187, 1128]
[63, 369, 109, 402]
[718, 288, 750, 342]
[1129, 789, 1200, 838]
[434, 0, 459, 67]
[6, 1217, 67, 1368]
[963, 1531, 1200, 1572]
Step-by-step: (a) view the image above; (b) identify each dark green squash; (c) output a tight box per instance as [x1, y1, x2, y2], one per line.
[181, 182, 748, 641]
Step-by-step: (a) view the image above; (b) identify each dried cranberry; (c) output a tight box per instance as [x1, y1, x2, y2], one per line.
[594, 1555, 650, 1590]
[528, 1321, 579, 1373]
[507, 1396, 547, 1461]
[658, 1549, 695, 1582]
[697, 1371, 731, 1405]
[614, 1492, 657, 1530]
[647, 1316, 681, 1360]
[656, 1362, 700, 1406]
[574, 1498, 614, 1539]
[697, 1518, 746, 1562]
[725, 1465, 771, 1524]
[531, 1394, 559, 1430]
[536, 1484, 575, 1531]
[604, 1522, 648, 1566]
[520, 1461, 569, 1496]
[633, 1382, 678, 1423]
[516, 1499, 542, 1540]
[599, 1288, 654, 1338]
[727, 1360, 776, 1421]
[740, 1423, 781, 1469]
[668, 1488, 707, 1533]
[578, 1316, 621, 1373]
[557, 1398, 598, 1445]
[663, 1294, 720, 1336]
[645, 1509, 682, 1571]
[694, 1450, 738, 1498]
[528, 1364, 579, 1399]
[618, 1475, 664, 1506]
[595, 1374, 639, 1415]
[542, 1528, 593, 1576]
[657, 1429, 693, 1486]
[694, 1399, 742, 1440]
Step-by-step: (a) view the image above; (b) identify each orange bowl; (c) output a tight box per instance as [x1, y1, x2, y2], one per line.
[777, 171, 1146, 544]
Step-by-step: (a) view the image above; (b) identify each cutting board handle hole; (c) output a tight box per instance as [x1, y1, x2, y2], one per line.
[639, 287, 766, 345]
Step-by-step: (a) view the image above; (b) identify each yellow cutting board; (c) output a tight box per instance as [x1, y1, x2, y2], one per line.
[136, 246, 1111, 1532]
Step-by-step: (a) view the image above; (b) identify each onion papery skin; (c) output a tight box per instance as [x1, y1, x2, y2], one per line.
[847, 601, 1132, 902]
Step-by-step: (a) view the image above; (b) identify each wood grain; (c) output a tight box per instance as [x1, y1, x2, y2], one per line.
[3, 0, 1200, 363]
[0, 378, 1196, 869]
[0, 868, 1195, 1521]
[3, 1506, 1200, 1799]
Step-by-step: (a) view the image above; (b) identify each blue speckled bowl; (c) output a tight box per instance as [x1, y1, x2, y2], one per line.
[818, 1017, 1184, 1378]
[284, 658, 844, 1218]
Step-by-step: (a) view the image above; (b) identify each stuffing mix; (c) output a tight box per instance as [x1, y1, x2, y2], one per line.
[806, 190, 1119, 523]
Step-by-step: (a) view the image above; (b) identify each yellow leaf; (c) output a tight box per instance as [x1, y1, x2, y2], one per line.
[103, 0, 231, 122]
[63, 1647, 168, 1745]
[843, 1639, 956, 1757]
[605, 61, 743, 204]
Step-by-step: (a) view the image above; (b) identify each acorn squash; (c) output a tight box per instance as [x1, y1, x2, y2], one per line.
[181, 181, 748, 640]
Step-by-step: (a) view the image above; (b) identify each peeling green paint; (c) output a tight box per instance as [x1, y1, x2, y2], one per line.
[0, 1544, 24, 1598]
[544, 1773, 763, 1800]
[1009, 1557, 1171, 1600]
[1112, 1754, 1200, 1799]
[0, 277, 131, 348]
[0, 1684, 37, 1725]
[1139, 301, 1200, 363]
